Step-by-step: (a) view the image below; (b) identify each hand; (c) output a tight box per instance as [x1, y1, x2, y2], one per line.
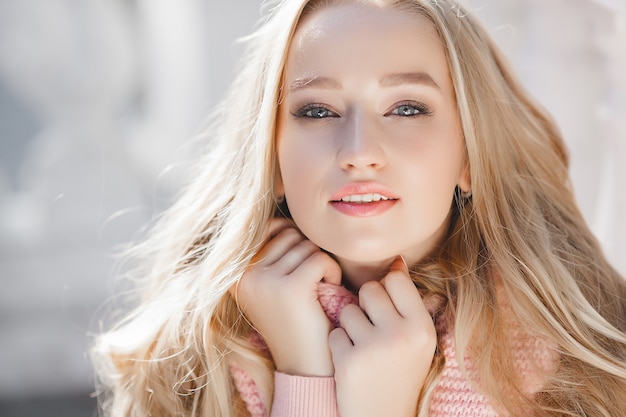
[232, 218, 342, 376]
[329, 257, 437, 417]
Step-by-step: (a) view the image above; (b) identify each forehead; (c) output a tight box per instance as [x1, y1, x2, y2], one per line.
[285, 3, 450, 88]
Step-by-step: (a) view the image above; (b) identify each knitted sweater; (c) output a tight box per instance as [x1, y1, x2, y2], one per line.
[229, 282, 557, 417]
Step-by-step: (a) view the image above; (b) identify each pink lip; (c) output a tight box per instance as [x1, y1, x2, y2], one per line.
[330, 183, 399, 201]
[329, 183, 399, 217]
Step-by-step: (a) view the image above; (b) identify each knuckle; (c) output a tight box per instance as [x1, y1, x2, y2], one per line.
[307, 249, 326, 262]
[360, 280, 380, 293]
[339, 303, 360, 320]
[299, 239, 319, 254]
[328, 327, 344, 346]
[266, 218, 290, 238]
[306, 250, 337, 272]
[269, 217, 292, 231]
[380, 320, 436, 353]
[405, 322, 437, 352]
[281, 225, 299, 236]
[276, 227, 299, 243]
[358, 280, 382, 299]
[270, 217, 289, 226]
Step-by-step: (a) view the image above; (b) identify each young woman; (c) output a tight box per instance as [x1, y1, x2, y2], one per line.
[91, 1, 626, 416]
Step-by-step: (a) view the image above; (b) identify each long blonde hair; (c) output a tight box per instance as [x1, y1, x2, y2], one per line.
[91, 1, 626, 416]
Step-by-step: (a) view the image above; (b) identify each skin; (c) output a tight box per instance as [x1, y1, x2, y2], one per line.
[276, 3, 469, 288]
[236, 4, 470, 417]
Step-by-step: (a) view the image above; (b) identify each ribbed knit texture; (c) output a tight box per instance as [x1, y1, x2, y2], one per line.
[271, 372, 340, 417]
[229, 282, 556, 417]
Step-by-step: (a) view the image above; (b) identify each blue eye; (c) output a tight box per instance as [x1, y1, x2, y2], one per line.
[293, 104, 339, 119]
[388, 102, 431, 117]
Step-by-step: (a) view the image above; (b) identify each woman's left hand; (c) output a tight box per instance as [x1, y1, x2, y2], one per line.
[328, 257, 437, 417]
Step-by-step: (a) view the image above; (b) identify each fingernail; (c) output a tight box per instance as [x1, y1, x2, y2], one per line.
[399, 256, 409, 273]
[391, 256, 409, 273]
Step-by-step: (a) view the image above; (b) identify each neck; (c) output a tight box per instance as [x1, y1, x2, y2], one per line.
[337, 257, 395, 292]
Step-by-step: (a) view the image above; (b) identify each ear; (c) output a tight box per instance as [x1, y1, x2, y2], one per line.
[458, 158, 471, 194]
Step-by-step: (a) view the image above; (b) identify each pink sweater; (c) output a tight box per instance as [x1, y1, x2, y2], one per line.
[230, 283, 557, 417]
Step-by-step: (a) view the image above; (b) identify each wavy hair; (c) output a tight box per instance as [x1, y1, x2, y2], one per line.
[91, 1, 626, 416]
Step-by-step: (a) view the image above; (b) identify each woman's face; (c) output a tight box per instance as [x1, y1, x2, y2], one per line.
[276, 3, 469, 283]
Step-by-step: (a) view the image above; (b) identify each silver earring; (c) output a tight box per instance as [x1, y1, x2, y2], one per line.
[461, 189, 472, 199]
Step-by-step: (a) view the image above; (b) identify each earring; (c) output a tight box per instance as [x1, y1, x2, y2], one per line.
[454, 186, 472, 210]
[274, 195, 291, 218]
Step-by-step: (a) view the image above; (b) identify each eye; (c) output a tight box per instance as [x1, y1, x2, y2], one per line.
[292, 104, 339, 119]
[387, 101, 431, 117]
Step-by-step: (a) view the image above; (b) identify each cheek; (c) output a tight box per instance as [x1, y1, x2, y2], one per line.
[277, 131, 318, 203]
[277, 117, 333, 186]
[404, 135, 464, 203]
[277, 144, 318, 231]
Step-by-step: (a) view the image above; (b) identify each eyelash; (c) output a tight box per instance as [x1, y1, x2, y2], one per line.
[291, 104, 339, 119]
[386, 101, 432, 117]
[291, 101, 432, 119]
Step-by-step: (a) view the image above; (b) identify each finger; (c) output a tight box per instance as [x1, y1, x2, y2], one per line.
[388, 257, 444, 316]
[273, 238, 320, 275]
[266, 217, 295, 239]
[328, 327, 353, 361]
[337, 304, 372, 344]
[251, 218, 296, 261]
[295, 250, 343, 286]
[389, 255, 409, 274]
[357, 281, 398, 326]
[380, 257, 426, 319]
[255, 227, 305, 265]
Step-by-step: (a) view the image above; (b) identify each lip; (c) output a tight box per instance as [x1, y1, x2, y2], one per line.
[330, 183, 399, 217]
[330, 183, 399, 201]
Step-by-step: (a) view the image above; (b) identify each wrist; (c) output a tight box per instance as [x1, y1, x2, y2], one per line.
[274, 351, 334, 377]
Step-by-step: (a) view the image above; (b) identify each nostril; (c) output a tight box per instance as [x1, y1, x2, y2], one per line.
[338, 151, 385, 171]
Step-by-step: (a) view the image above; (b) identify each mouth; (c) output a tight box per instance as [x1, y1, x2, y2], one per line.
[332, 193, 397, 204]
[329, 185, 399, 217]
[330, 183, 400, 202]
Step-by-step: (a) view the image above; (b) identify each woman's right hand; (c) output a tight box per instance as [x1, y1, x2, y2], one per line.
[232, 218, 342, 377]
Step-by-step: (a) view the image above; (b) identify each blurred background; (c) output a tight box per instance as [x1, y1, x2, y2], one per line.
[0, 1, 624, 416]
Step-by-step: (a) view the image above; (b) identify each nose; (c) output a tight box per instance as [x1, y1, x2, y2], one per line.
[337, 112, 386, 171]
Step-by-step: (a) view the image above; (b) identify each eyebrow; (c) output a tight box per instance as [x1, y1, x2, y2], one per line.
[379, 72, 440, 90]
[288, 76, 341, 92]
[288, 71, 440, 92]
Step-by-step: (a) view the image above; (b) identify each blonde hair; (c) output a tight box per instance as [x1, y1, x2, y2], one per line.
[91, 1, 626, 416]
